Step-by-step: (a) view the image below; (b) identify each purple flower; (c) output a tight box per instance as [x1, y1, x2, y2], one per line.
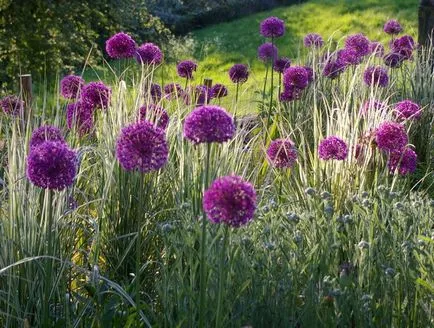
[210, 84, 228, 98]
[388, 147, 417, 175]
[323, 59, 346, 79]
[29, 125, 65, 149]
[139, 104, 169, 130]
[26, 141, 77, 190]
[337, 48, 362, 66]
[266, 139, 298, 168]
[0, 95, 24, 116]
[318, 136, 348, 160]
[66, 102, 95, 135]
[273, 57, 291, 73]
[260, 16, 285, 38]
[144, 83, 162, 103]
[384, 19, 403, 35]
[391, 35, 416, 52]
[258, 42, 278, 62]
[81, 82, 111, 109]
[105, 32, 136, 59]
[375, 121, 408, 152]
[164, 83, 184, 100]
[394, 100, 422, 120]
[135, 43, 163, 65]
[183, 105, 235, 144]
[345, 33, 371, 57]
[203, 175, 257, 228]
[229, 64, 249, 84]
[360, 99, 386, 115]
[194, 85, 212, 106]
[384, 52, 405, 68]
[116, 120, 168, 172]
[369, 41, 385, 57]
[363, 66, 389, 87]
[177, 60, 197, 79]
[304, 33, 324, 48]
[60, 75, 85, 99]
[279, 85, 303, 102]
[283, 66, 309, 89]
[303, 66, 314, 83]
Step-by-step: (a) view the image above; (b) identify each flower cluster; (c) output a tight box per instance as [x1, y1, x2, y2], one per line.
[394, 100, 422, 120]
[210, 84, 228, 98]
[0, 95, 24, 116]
[229, 64, 249, 84]
[273, 57, 291, 73]
[266, 139, 298, 168]
[144, 83, 162, 103]
[136, 43, 163, 65]
[260, 16, 285, 38]
[375, 121, 408, 152]
[177, 60, 197, 79]
[304, 33, 324, 48]
[363, 66, 389, 87]
[29, 125, 65, 149]
[60, 75, 85, 99]
[66, 102, 95, 135]
[258, 42, 278, 62]
[387, 147, 417, 175]
[164, 83, 184, 100]
[318, 136, 348, 161]
[345, 33, 371, 57]
[81, 81, 111, 109]
[105, 32, 136, 59]
[384, 19, 403, 35]
[139, 104, 169, 130]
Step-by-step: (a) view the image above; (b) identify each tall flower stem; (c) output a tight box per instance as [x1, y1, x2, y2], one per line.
[262, 64, 269, 117]
[234, 82, 240, 125]
[199, 143, 212, 327]
[215, 225, 229, 328]
[267, 37, 275, 130]
[42, 189, 54, 327]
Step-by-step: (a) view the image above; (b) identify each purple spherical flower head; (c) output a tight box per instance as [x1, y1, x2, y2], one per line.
[363, 66, 389, 87]
[210, 84, 228, 99]
[139, 104, 169, 130]
[29, 125, 65, 149]
[375, 121, 408, 152]
[0, 95, 24, 116]
[384, 52, 405, 68]
[388, 147, 417, 175]
[384, 19, 403, 35]
[229, 64, 249, 84]
[81, 81, 111, 110]
[183, 105, 235, 144]
[283, 66, 309, 89]
[394, 100, 422, 120]
[273, 57, 291, 73]
[105, 32, 136, 59]
[26, 141, 77, 190]
[177, 60, 197, 79]
[279, 85, 303, 102]
[391, 35, 416, 52]
[345, 33, 371, 57]
[260, 16, 285, 38]
[135, 43, 163, 65]
[323, 59, 346, 79]
[337, 48, 362, 66]
[360, 99, 386, 115]
[369, 41, 385, 57]
[164, 83, 183, 100]
[258, 42, 278, 62]
[304, 33, 324, 48]
[66, 102, 95, 135]
[144, 83, 162, 103]
[194, 85, 212, 106]
[116, 120, 168, 172]
[318, 136, 348, 160]
[60, 75, 85, 99]
[266, 138, 298, 168]
[203, 175, 257, 228]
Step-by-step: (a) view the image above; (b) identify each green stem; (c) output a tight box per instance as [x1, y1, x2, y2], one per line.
[262, 64, 269, 117]
[43, 189, 54, 327]
[234, 82, 240, 125]
[215, 226, 229, 328]
[268, 37, 275, 130]
[199, 143, 212, 327]
[135, 173, 145, 310]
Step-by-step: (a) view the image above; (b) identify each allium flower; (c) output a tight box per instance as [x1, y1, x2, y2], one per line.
[369, 41, 385, 57]
[375, 121, 408, 152]
[384, 52, 404, 68]
[60, 75, 85, 99]
[266, 139, 298, 168]
[283, 66, 309, 89]
[394, 100, 422, 120]
[66, 102, 95, 135]
[323, 59, 346, 79]
[29, 125, 65, 149]
[203, 175, 257, 228]
[164, 83, 183, 100]
[105, 32, 136, 59]
[304, 33, 324, 48]
[135, 43, 163, 65]
[360, 99, 386, 115]
[260, 16, 285, 38]
[177, 60, 197, 79]
[273, 57, 291, 73]
[318, 136, 348, 160]
[384, 19, 403, 35]
[139, 104, 169, 130]
[81, 82, 111, 109]
[26, 141, 77, 190]
[210, 84, 228, 98]
[183, 105, 235, 144]
[116, 120, 168, 172]
[388, 148, 417, 175]
[194, 85, 211, 106]
[258, 42, 278, 62]
[391, 35, 416, 52]
[337, 48, 362, 66]
[0, 95, 24, 116]
[279, 85, 303, 102]
[144, 83, 162, 103]
[345, 33, 371, 57]
[229, 64, 249, 84]
[363, 66, 389, 87]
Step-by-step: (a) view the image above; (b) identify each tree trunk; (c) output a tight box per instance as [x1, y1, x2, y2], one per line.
[419, 0, 434, 47]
